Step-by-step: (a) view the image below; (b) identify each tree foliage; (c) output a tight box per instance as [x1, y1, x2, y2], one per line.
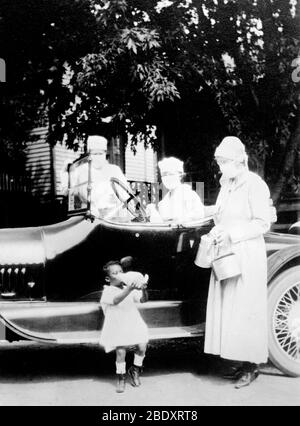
[0, 0, 299, 201]
[0, 0, 97, 171]
[62, 0, 300, 201]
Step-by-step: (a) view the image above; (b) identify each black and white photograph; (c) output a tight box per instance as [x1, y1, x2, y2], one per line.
[0, 0, 300, 409]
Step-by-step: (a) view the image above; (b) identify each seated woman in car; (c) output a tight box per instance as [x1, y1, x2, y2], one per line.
[146, 157, 205, 223]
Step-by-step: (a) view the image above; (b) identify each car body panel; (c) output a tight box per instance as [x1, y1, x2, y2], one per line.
[0, 215, 213, 341]
[0, 215, 299, 344]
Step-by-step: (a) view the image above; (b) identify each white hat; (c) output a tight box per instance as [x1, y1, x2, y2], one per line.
[87, 135, 108, 152]
[158, 157, 184, 174]
[214, 136, 247, 162]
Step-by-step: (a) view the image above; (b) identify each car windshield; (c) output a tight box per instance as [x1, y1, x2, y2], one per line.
[68, 156, 89, 213]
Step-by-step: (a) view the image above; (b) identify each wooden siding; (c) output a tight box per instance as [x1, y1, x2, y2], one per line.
[125, 142, 158, 183]
[25, 126, 51, 198]
[26, 127, 81, 199]
[54, 143, 81, 196]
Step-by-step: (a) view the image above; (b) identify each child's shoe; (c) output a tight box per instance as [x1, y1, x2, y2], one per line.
[116, 374, 126, 393]
[128, 365, 142, 387]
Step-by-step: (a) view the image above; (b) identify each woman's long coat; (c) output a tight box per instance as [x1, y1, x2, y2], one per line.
[204, 171, 271, 364]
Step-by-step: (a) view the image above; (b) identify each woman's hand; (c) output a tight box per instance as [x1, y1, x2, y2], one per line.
[146, 204, 163, 222]
[145, 203, 157, 216]
[211, 226, 231, 247]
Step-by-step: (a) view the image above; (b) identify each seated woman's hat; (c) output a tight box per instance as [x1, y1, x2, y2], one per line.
[158, 157, 184, 174]
[87, 135, 108, 152]
[214, 136, 247, 163]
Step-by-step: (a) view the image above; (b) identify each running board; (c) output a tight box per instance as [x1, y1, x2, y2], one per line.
[52, 323, 206, 344]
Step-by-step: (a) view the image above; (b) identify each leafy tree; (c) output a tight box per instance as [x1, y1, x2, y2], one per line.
[195, 0, 300, 203]
[1, 0, 299, 204]
[0, 0, 98, 172]
[62, 0, 300, 203]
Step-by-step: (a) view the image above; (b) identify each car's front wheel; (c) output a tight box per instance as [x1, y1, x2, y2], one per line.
[268, 266, 300, 377]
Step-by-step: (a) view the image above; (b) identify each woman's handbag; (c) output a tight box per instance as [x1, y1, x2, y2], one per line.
[195, 232, 242, 280]
[212, 250, 241, 281]
[194, 234, 215, 268]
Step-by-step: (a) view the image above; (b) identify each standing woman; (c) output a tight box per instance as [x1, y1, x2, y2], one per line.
[204, 136, 271, 388]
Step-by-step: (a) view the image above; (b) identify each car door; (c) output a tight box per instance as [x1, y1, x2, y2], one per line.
[95, 218, 213, 331]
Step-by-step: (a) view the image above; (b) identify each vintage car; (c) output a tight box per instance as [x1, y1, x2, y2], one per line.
[0, 155, 300, 378]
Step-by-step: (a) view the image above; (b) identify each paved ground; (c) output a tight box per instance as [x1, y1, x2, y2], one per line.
[0, 339, 299, 406]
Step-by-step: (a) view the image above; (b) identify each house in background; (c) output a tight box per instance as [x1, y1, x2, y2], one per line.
[125, 138, 158, 184]
[26, 126, 80, 201]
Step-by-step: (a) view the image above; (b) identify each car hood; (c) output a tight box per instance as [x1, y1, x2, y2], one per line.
[0, 216, 95, 265]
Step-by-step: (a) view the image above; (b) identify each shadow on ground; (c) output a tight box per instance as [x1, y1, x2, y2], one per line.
[0, 338, 283, 385]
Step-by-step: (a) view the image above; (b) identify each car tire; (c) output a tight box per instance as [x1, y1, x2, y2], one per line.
[268, 266, 300, 377]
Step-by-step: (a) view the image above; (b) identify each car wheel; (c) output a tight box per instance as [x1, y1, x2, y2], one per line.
[268, 266, 300, 377]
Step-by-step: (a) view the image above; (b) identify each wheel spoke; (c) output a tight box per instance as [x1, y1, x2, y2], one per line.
[277, 322, 289, 328]
[276, 333, 289, 343]
[289, 344, 299, 359]
[287, 339, 294, 355]
[275, 307, 289, 317]
[273, 282, 300, 362]
[274, 319, 289, 326]
[275, 330, 289, 339]
[282, 338, 292, 351]
[278, 299, 292, 309]
[281, 296, 292, 307]
[290, 286, 300, 301]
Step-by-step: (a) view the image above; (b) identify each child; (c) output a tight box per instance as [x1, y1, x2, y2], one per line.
[99, 260, 149, 393]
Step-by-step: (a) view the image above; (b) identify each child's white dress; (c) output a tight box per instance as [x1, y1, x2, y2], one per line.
[99, 285, 149, 353]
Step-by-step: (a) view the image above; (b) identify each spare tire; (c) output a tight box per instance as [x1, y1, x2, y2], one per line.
[268, 266, 300, 377]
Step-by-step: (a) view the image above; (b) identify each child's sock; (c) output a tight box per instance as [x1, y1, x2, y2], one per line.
[133, 354, 145, 368]
[116, 362, 126, 375]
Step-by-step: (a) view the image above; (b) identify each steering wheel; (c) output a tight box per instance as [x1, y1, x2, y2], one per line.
[110, 178, 149, 222]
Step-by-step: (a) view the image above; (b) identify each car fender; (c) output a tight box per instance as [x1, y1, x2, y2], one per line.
[267, 244, 300, 284]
